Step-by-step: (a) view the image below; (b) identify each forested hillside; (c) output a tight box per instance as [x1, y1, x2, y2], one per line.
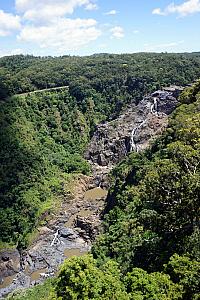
[93, 79, 200, 266]
[1, 53, 200, 118]
[1, 52, 200, 248]
[0, 89, 90, 247]
[10, 70, 200, 300]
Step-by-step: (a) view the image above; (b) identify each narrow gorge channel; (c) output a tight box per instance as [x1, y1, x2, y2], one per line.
[0, 178, 108, 298]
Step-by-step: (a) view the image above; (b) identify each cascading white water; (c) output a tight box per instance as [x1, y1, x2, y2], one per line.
[130, 96, 159, 153]
[130, 127, 137, 152]
[150, 97, 158, 115]
[130, 120, 146, 152]
[50, 229, 60, 246]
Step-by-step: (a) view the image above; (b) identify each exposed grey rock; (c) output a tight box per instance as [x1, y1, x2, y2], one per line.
[84, 88, 181, 189]
[75, 216, 100, 241]
[97, 153, 107, 166]
[85, 91, 179, 170]
[59, 227, 77, 239]
[0, 273, 30, 298]
[0, 250, 20, 279]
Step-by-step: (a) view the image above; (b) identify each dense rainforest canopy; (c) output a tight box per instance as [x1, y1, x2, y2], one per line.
[0, 52, 200, 248]
[9, 65, 200, 300]
[1, 52, 200, 117]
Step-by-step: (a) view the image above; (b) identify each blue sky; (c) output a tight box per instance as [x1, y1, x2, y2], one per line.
[0, 0, 200, 57]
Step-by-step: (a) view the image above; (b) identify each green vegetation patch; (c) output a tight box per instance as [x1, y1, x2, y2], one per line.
[0, 90, 90, 246]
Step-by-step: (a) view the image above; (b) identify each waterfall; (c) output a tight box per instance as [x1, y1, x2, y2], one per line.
[150, 97, 158, 115]
[130, 95, 160, 153]
[130, 127, 137, 152]
[130, 120, 146, 152]
[50, 229, 60, 246]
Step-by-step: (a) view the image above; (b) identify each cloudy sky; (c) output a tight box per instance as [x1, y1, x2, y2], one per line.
[0, 0, 200, 57]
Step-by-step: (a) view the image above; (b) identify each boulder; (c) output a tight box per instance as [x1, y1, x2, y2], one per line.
[59, 227, 77, 239]
[75, 216, 100, 241]
[0, 250, 20, 278]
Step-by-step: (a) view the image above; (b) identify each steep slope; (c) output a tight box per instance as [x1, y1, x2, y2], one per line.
[86, 87, 180, 187]
[0, 89, 90, 247]
[93, 81, 200, 274]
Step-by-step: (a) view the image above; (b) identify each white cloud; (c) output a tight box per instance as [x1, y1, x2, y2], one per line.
[0, 10, 21, 36]
[85, 2, 98, 10]
[9, 48, 25, 55]
[12, 0, 101, 53]
[18, 18, 101, 52]
[152, 0, 200, 17]
[144, 41, 184, 52]
[133, 29, 139, 34]
[105, 10, 117, 15]
[152, 8, 166, 16]
[0, 48, 25, 57]
[15, 0, 98, 22]
[110, 26, 124, 39]
[0, 0, 100, 54]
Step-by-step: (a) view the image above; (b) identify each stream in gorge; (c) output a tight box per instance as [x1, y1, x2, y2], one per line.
[0, 183, 108, 298]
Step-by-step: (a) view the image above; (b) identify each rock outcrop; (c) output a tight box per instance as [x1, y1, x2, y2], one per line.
[75, 214, 101, 241]
[85, 90, 179, 170]
[0, 250, 20, 280]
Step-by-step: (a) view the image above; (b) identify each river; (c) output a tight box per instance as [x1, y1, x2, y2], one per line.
[0, 183, 108, 298]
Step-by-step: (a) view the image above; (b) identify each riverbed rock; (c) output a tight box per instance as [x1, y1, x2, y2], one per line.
[59, 227, 77, 239]
[38, 226, 53, 235]
[0, 250, 21, 279]
[75, 215, 101, 241]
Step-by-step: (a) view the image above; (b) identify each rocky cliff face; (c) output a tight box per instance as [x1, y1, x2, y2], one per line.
[85, 90, 179, 186]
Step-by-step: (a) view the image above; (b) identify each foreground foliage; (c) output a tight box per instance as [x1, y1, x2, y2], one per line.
[11, 254, 199, 300]
[8, 279, 56, 300]
[56, 255, 127, 300]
